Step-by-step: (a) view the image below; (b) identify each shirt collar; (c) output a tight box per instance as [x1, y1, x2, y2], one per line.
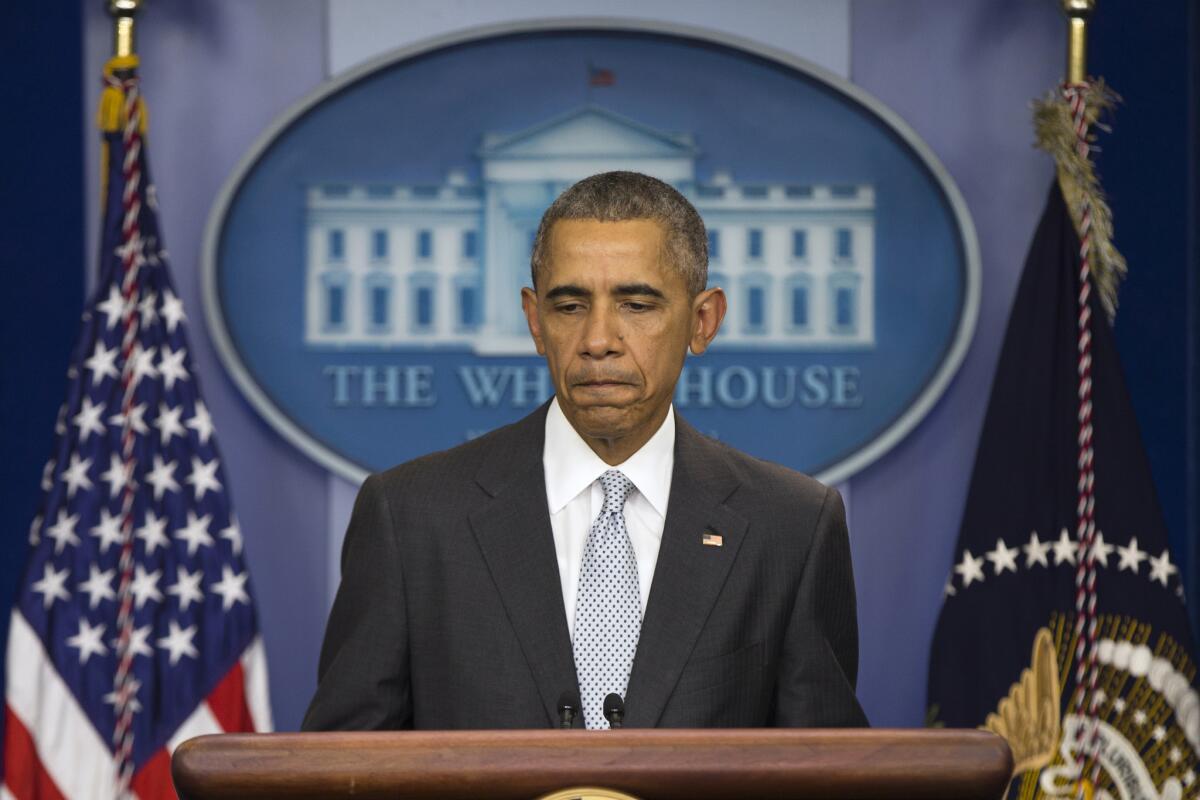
[543, 397, 675, 517]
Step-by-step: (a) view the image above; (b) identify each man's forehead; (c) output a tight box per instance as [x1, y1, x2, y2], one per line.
[543, 219, 676, 283]
[548, 217, 666, 249]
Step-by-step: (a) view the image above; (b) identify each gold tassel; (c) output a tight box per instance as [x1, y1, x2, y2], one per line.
[1033, 79, 1126, 321]
[97, 55, 148, 207]
[97, 55, 148, 135]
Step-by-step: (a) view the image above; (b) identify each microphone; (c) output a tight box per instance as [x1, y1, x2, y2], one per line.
[556, 690, 581, 729]
[603, 693, 625, 729]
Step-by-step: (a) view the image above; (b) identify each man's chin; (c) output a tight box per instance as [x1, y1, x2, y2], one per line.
[564, 403, 638, 441]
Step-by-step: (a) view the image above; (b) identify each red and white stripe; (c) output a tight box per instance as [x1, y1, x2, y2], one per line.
[2, 611, 270, 800]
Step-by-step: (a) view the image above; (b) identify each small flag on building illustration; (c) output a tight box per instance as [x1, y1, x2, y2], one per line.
[927, 81, 1199, 798]
[587, 64, 616, 87]
[2, 53, 271, 798]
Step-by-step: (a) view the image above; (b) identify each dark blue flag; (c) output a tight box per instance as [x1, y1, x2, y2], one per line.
[928, 93, 1198, 797]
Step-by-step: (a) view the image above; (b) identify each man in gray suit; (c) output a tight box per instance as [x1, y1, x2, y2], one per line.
[303, 171, 867, 730]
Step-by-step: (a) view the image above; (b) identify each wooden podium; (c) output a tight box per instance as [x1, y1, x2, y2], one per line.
[171, 729, 1012, 799]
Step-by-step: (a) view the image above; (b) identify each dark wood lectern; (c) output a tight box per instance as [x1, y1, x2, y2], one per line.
[171, 729, 1012, 799]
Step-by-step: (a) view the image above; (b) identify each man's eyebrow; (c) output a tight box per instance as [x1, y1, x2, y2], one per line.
[545, 284, 591, 300]
[613, 283, 666, 300]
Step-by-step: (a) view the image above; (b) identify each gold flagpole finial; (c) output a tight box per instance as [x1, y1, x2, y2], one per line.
[107, 0, 143, 59]
[1062, 0, 1095, 84]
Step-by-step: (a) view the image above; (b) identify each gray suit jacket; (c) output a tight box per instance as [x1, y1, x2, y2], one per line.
[303, 403, 867, 729]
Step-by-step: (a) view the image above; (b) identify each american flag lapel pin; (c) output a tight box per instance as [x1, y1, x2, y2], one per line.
[702, 530, 723, 547]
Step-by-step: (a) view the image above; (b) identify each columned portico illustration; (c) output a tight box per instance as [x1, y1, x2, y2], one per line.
[304, 105, 875, 354]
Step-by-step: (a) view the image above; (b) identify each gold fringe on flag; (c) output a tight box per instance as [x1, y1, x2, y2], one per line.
[1033, 79, 1126, 320]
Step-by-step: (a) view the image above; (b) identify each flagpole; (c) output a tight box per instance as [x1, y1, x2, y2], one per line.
[1062, 0, 1094, 84]
[107, 0, 143, 59]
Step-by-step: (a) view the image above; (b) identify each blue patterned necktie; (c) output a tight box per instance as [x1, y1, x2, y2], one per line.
[573, 469, 641, 729]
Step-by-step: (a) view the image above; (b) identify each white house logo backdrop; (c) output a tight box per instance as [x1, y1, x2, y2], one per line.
[204, 24, 979, 483]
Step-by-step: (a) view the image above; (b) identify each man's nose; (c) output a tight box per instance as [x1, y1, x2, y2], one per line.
[581, 305, 622, 358]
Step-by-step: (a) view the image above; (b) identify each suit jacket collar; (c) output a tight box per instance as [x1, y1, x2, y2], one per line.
[468, 402, 748, 728]
[468, 402, 576, 727]
[624, 415, 748, 726]
[472, 401, 550, 499]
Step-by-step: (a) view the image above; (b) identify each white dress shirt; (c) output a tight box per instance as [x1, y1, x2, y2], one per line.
[543, 397, 675, 641]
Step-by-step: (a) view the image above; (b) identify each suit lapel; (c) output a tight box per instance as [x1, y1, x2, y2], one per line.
[624, 417, 748, 727]
[468, 405, 578, 727]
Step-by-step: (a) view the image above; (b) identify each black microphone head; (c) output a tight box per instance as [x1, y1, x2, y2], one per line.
[557, 689, 581, 714]
[556, 689, 581, 728]
[603, 693, 625, 725]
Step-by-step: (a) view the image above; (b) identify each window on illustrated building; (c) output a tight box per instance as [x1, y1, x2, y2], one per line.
[417, 288, 433, 327]
[836, 287, 854, 328]
[320, 271, 349, 333]
[792, 229, 808, 261]
[835, 227, 853, 261]
[327, 229, 345, 261]
[747, 228, 763, 260]
[371, 229, 389, 261]
[829, 273, 860, 334]
[365, 273, 393, 333]
[410, 272, 436, 332]
[788, 276, 811, 331]
[328, 284, 344, 328]
[743, 273, 769, 335]
[459, 285, 479, 329]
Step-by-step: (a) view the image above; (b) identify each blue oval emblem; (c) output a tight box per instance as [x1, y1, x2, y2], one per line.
[204, 22, 979, 484]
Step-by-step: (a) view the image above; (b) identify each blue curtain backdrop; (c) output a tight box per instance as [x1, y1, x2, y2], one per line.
[1091, 1, 1199, 629]
[0, 2, 84, 767]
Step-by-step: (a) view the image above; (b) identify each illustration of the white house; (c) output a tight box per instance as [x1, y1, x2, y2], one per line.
[304, 106, 875, 354]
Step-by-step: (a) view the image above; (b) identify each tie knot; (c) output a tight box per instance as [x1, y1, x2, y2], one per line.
[599, 469, 634, 515]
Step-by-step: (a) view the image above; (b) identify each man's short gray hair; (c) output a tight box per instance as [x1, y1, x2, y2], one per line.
[530, 171, 708, 296]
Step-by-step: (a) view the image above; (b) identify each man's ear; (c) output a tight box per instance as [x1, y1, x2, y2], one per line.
[688, 287, 727, 355]
[521, 287, 546, 356]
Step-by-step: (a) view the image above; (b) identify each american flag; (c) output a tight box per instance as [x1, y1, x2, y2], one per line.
[2, 56, 270, 799]
[587, 64, 615, 87]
